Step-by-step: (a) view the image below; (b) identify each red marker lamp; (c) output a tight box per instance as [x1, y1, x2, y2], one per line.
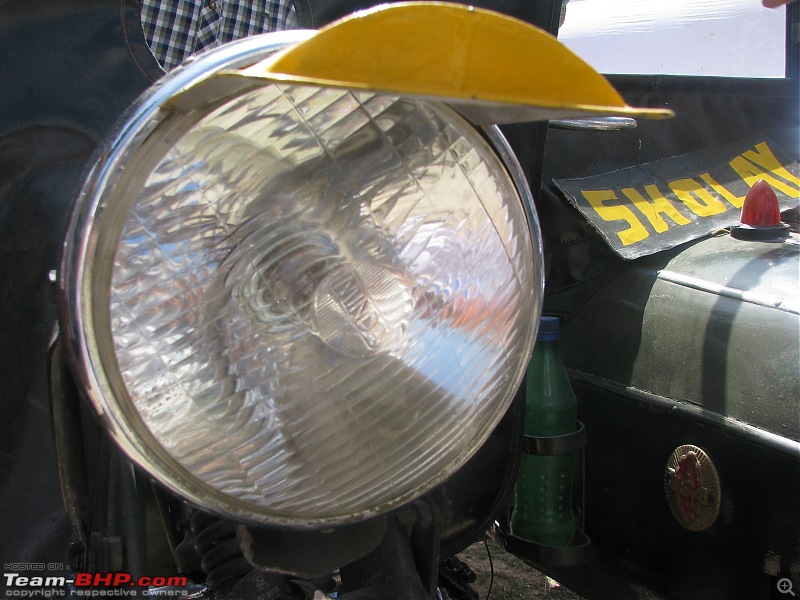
[730, 179, 790, 240]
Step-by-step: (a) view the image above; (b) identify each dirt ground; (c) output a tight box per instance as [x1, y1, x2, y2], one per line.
[456, 539, 585, 600]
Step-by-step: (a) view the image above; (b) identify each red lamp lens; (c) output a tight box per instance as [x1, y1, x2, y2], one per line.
[740, 179, 781, 227]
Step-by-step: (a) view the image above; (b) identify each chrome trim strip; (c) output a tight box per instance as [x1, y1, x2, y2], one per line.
[657, 269, 800, 315]
[549, 116, 637, 131]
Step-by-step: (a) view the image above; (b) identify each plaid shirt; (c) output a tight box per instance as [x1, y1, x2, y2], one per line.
[142, 0, 299, 71]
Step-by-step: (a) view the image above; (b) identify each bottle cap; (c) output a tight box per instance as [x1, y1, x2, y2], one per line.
[537, 316, 561, 341]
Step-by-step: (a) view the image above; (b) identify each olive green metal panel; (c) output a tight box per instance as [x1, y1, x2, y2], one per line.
[561, 234, 799, 441]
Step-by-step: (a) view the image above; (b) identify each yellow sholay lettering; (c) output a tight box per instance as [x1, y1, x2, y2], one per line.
[699, 173, 745, 208]
[583, 189, 649, 246]
[622, 185, 691, 232]
[668, 178, 728, 217]
[742, 142, 800, 188]
[730, 156, 800, 199]
[578, 141, 799, 249]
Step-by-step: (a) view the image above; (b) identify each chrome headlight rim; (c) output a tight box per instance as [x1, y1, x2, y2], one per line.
[59, 29, 543, 527]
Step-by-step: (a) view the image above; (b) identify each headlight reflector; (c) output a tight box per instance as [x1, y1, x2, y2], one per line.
[62, 33, 543, 525]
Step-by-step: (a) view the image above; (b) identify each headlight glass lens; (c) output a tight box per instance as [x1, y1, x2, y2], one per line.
[65, 38, 542, 525]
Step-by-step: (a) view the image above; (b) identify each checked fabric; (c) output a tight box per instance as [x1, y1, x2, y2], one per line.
[142, 0, 299, 70]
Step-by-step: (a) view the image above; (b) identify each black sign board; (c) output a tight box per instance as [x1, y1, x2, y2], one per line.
[555, 137, 800, 259]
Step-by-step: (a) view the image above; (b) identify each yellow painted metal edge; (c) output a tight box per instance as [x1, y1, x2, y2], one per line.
[224, 2, 673, 125]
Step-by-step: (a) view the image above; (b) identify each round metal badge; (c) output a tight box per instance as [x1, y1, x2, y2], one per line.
[664, 445, 721, 531]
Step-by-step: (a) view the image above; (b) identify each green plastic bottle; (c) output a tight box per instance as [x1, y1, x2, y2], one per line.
[510, 316, 577, 547]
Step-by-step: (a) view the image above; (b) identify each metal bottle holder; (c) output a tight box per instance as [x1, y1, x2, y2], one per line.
[491, 420, 591, 567]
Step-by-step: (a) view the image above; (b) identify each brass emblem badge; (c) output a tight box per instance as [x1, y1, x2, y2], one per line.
[664, 445, 721, 531]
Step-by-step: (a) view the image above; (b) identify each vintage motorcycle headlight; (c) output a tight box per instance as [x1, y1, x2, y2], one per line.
[60, 31, 543, 526]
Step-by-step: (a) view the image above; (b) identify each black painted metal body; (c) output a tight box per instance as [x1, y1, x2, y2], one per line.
[0, 0, 163, 567]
